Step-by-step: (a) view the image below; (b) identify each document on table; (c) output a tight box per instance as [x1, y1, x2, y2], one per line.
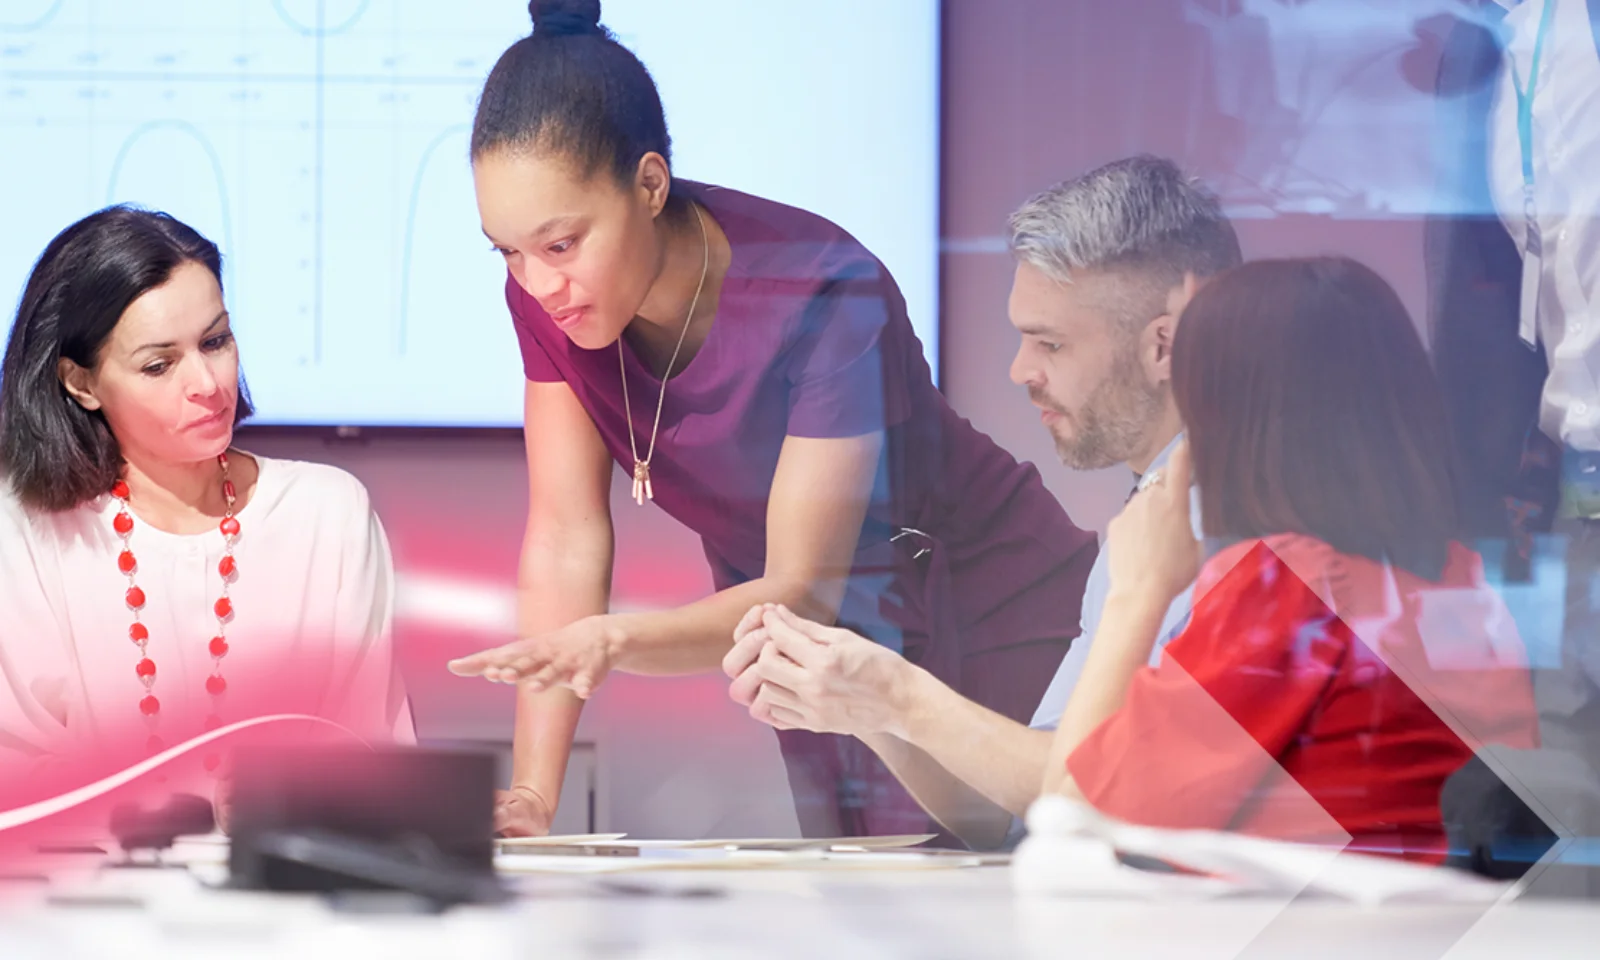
[491, 835, 986, 874]
[495, 834, 628, 848]
[1014, 798, 1514, 905]
[493, 847, 990, 875]
[609, 834, 937, 851]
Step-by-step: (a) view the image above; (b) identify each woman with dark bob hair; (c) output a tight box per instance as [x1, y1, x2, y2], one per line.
[1040, 257, 1540, 860]
[0, 205, 411, 782]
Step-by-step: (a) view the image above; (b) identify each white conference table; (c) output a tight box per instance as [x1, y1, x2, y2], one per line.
[4, 852, 1600, 960]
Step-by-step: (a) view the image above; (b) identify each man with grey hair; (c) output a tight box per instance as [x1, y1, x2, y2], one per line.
[1008, 155, 1238, 739]
[723, 156, 1242, 848]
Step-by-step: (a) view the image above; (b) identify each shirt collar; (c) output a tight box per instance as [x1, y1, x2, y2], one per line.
[1130, 432, 1186, 493]
[1146, 432, 1185, 473]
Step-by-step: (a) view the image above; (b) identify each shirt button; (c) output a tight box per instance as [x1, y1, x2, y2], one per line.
[1577, 402, 1591, 418]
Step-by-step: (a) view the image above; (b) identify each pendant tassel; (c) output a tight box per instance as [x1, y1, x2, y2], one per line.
[632, 461, 653, 506]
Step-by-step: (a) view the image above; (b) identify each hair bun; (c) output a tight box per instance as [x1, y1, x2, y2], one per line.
[529, 0, 604, 38]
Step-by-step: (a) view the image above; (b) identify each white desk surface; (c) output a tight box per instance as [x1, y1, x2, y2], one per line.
[3, 856, 1599, 960]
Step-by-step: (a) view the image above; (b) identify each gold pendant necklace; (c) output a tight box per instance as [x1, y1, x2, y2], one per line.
[620, 201, 709, 506]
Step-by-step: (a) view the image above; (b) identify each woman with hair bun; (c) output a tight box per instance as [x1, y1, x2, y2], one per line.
[449, 0, 1096, 839]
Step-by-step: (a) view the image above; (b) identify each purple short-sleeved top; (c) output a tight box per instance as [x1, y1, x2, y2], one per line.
[510, 183, 1096, 834]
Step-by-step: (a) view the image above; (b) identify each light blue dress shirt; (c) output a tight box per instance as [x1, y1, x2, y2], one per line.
[1027, 434, 1203, 731]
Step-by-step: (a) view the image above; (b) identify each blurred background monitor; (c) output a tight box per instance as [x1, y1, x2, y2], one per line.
[0, 0, 941, 427]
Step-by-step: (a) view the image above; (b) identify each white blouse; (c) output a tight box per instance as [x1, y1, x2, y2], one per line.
[0, 454, 413, 771]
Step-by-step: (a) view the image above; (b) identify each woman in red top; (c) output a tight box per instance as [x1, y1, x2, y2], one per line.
[1045, 258, 1539, 859]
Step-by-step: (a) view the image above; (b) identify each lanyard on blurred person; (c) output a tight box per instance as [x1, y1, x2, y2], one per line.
[1512, 0, 1558, 349]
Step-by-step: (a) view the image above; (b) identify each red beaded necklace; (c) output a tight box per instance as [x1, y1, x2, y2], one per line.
[111, 452, 241, 754]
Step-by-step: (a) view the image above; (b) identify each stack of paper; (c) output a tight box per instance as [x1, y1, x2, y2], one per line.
[491, 833, 992, 874]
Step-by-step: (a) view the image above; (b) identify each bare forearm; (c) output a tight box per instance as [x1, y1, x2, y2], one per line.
[1042, 591, 1167, 795]
[858, 731, 1014, 850]
[610, 575, 837, 675]
[511, 684, 583, 789]
[512, 536, 611, 791]
[895, 666, 1056, 818]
